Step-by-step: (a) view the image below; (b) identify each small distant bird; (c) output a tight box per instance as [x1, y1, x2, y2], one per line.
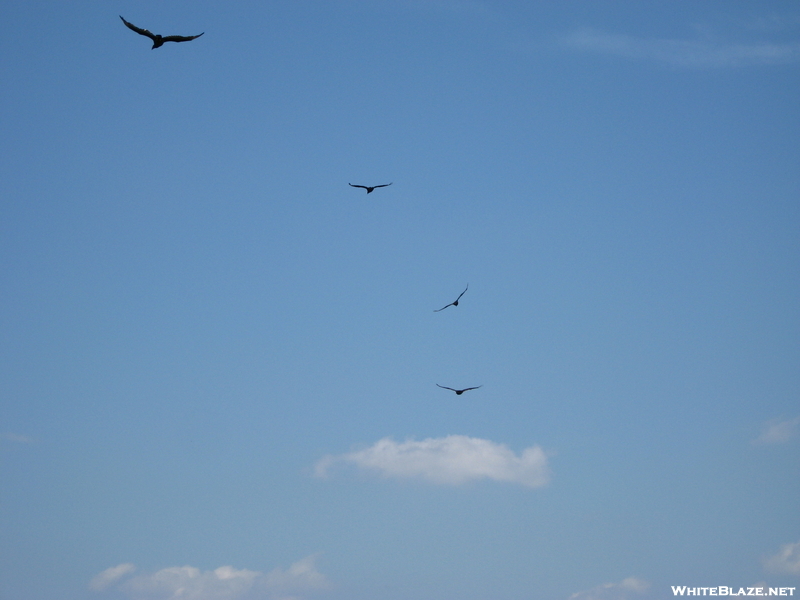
[120, 16, 204, 49]
[349, 183, 393, 194]
[437, 384, 482, 395]
[434, 284, 468, 312]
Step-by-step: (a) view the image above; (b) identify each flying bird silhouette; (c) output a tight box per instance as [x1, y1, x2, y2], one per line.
[437, 384, 482, 395]
[120, 16, 204, 49]
[434, 284, 468, 312]
[349, 183, 393, 194]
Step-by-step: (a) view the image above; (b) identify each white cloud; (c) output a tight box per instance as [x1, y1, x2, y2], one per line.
[569, 577, 651, 600]
[754, 416, 800, 445]
[90, 555, 331, 600]
[121, 565, 258, 600]
[764, 540, 800, 575]
[315, 434, 550, 488]
[89, 563, 137, 591]
[263, 554, 332, 596]
[561, 27, 800, 68]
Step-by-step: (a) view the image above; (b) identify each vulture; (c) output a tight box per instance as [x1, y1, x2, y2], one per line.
[436, 384, 482, 395]
[434, 284, 468, 312]
[349, 183, 393, 194]
[120, 16, 204, 49]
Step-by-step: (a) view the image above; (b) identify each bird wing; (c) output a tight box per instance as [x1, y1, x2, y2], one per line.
[161, 32, 204, 43]
[436, 384, 457, 392]
[462, 386, 482, 392]
[434, 284, 467, 311]
[373, 183, 393, 188]
[433, 303, 453, 312]
[120, 16, 157, 40]
[349, 184, 369, 189]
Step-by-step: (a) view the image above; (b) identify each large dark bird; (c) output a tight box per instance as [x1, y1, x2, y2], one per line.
[434, 284, 468, 312]
[349, 183, 393, 194]
[437, 384, 482, 395]
[120, 16, 204, 49]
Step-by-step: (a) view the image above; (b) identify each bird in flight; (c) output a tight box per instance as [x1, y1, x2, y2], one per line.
[120, 16, 204, 49]
[437, 384, 482, 395]
[349, 183, 393, 194]
[434, 284, 468, 312]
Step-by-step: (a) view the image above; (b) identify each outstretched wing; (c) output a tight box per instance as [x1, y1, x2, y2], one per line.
[434, 284, 468, 311]
[120, 16, 156, 41]
[436, 384, 458, 392]
[461, 386, 482, 392]
[349, 183, 369, 190]
[162, 32, 204, 43]
[373, 182, 393, 189]
[433, 302, 453, 312]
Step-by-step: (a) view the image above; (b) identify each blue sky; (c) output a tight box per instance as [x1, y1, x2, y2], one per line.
[1, 2, 799, 599]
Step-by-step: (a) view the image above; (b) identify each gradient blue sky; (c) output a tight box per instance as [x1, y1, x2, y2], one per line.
[1, 2, 799, 600]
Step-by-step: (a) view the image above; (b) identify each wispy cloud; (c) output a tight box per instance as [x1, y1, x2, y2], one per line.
[569, 577, 651, 600]
[315, 434, 550, 488]
[120, 565, 261, 600]
[90, 555, 331, 600]
[753, 416, 800, 445]
[89, 564, 137, 592]
[763, 540, 800, 575]
[1, 432, 34, 444]
[561, 27, 800, 68]
[262, 554, 332, 598]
